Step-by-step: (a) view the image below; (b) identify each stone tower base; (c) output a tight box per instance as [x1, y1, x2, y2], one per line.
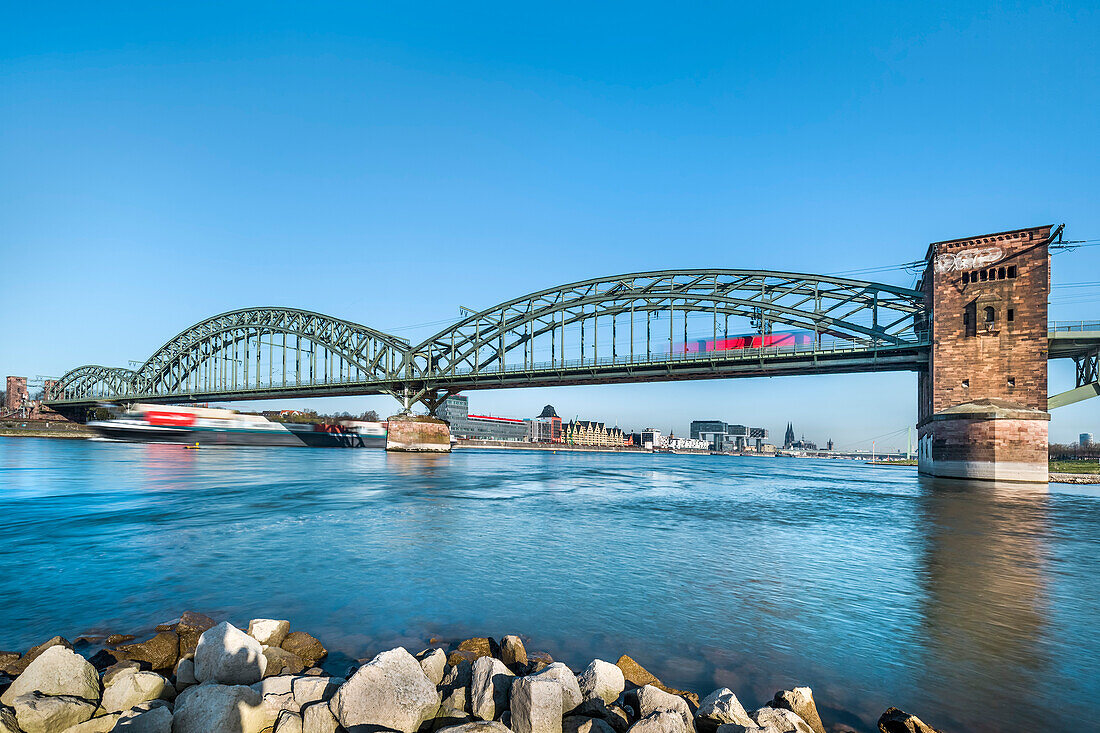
[917, 399, 1049, 483]
[386, 415, 452, 452]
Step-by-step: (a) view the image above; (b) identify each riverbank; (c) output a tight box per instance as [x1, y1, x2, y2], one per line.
[0, 426, 95, 439]
[0, 613, 943, 733]
[456, 440, 650, 454]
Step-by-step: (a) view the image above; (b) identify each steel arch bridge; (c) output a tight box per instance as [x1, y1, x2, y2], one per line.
[47, 269, 934, 411]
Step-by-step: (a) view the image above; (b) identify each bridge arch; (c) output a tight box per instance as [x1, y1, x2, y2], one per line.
[128, 307, 409, 396]
[52, 365, 140, 402]
[408, 269, 926, 379]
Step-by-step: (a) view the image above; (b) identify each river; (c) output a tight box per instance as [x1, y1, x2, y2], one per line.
[0, 436, 1096, 731]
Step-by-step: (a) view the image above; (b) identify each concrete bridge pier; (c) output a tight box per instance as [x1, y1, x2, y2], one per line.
[917, 225, 1056, 483]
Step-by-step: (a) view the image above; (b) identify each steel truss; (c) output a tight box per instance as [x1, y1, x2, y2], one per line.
[49, 271, 930, 407]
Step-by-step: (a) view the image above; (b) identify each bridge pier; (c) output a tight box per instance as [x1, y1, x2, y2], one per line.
[917, 225, 1055, 483]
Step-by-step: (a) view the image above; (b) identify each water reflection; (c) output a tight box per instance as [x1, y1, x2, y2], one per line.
[914, 479, 1051, 732]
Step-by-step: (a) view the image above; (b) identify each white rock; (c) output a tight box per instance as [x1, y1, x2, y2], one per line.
[12, 691, 96, 733]
[470, 656, 515, 721]
[418, 648, 447, 686]
[695, 689, 754, 732]
[172, 682, 266, 733]
[301, 701, 340, 733]
[114, 703, 173, 732]
[101, 670, 174, 713]
[193, 622, 267, 685]
[247, 619, 291, 648]
[58, 713, 121, 732]
[1, 645, 101, 706]
[250, 675, 300, 727]
[329, 647, 441, 733]
[740, 707, 812, 733]
[440, 659, 473, 716]
[578, 660, 625, 706]
[769, 689, 824, 733]
[274, 709, 304, 733]
[291, 676, 342, 709]
[173, 658, 197, 692]
[510, 677, 563, 733]
[636, 686, 694, 733]
[630, 711, 687, 733]
[529, 662, 583, 716]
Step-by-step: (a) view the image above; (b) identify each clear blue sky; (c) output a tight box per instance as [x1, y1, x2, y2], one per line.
[2, 2, 1098, 448]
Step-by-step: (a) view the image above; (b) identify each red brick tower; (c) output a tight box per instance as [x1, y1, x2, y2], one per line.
[917, 225, 1054, 482]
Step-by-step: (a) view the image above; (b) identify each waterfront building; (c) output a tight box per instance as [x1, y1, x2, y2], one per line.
[690, 419, 769, 451]
[527, 405, 563, 443]
[1083, 433, 1095, 448]
[435, 395, 528, 441]
[668, 435, 709, 451]
[563, 420, 625, 447]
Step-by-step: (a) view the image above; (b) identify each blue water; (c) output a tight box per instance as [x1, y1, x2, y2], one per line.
[1, 437, 1098, 732]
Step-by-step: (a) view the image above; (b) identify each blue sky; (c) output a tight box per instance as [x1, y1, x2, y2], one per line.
[2, 2, 1098, 448]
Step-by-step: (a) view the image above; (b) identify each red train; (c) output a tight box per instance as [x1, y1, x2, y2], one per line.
[681, 330, 814, 354]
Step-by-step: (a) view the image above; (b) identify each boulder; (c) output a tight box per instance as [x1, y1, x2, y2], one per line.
[105, 635, 136, 646]
[291, 676, 343, 709]
[301, 700, 340, 733]
[172, 682, 265, 733]
[615, 656, 659, 688]
[457, 638, 499, 661]
[59, 712, 122, 731]
[274, 709, 304, 733]
[527, 652, 554, 673]
[173, 657, 197, 691]
[529, 662, 583, 715]
[469, 656, 515, 721]
[0, 653, 19, 674]
[329, 647, 441, 733]
[510, 677, 563, 733]
[695, 689, 753, 732]
[448, 650, 481, 668]
[103, 661, 145, 687]
[565, 716, 617, 733]
[115, 632, 179, 672]
[2, 637, 72, 677]
[248, 620, 291, 648]
[437, 722, 512, 733]
[572, 698, 630, 733]
[500, 636, 528, 670]
[193, 622, 267, 685]
[579, 660, 625, 706]
[877, 707, 943, 733]
[250, 675, 299, 726]
[280, 633, 326, 667]
[770, 689, 824, 733]
[439, 658, 473, 717]
[12, 691, 96, 733]
[1, 645, 100, 706]
[417, 648, 447, 686]
[101, 670, 174, 713]
[636, 686, 694, 733]
[114, 703, 172, 731]
[263, 648, 306, 677]
[173, 612, 217, 657]
[748, 707, 813, 733]
[629, 711, 686, 733]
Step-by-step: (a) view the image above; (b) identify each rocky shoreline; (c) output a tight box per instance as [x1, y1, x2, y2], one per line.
[0, 613, 943, 733]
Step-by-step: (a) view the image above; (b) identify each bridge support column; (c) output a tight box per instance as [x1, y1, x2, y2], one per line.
[386, 414, 452, 452]
[917, 225, 1055, 484]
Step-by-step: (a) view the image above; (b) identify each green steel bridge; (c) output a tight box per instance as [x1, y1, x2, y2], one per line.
[44, 269, 1100, 414]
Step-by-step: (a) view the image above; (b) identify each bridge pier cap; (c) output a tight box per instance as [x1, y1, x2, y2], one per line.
[917, 225, 1054, 483]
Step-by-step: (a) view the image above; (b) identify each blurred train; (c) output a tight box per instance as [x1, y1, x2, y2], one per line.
[681, 330, 815, 354]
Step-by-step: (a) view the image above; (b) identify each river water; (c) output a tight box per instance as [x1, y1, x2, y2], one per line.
[0, 437, 1096, 731]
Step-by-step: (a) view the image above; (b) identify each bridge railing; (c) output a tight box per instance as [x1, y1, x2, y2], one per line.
[443, 337, 918, 377]
[1049, 320, 1100, 333]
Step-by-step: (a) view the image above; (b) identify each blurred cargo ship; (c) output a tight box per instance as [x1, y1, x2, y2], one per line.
[88, 404, 386, 448]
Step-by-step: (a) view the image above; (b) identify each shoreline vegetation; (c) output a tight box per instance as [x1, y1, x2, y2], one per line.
[0, 613, 944, 733]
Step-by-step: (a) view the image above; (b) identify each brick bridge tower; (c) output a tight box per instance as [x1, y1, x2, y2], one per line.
[917, 225, 1056, 483]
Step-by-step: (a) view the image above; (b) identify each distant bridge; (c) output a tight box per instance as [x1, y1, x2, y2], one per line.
[45, 269, 1100, 414]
